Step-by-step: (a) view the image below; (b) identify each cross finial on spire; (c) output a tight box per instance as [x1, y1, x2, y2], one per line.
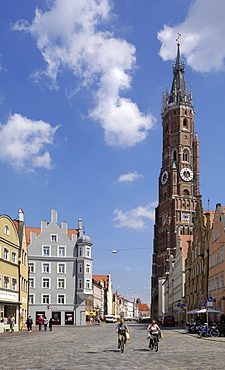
[176, 32, 182, 46]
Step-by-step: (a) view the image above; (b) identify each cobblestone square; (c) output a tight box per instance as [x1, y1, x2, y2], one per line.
[0, 323, 225, 369]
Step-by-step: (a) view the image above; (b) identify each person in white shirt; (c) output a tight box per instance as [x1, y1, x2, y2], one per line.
[147, 320, 161, 347]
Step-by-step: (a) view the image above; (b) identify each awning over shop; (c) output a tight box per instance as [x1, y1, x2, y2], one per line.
[86, 311, 96, 316]
[0, 301, 21, 305]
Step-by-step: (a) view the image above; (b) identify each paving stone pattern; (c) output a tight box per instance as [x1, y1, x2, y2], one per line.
[0, 323, 225, 369]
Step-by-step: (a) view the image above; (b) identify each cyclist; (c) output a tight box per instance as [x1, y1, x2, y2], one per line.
[116, 319, 129, 349]
[147, 319, 161, 348]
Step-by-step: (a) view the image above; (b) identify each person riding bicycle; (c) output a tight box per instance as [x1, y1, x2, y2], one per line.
[116, 319, 129, 349]
[147, 319, 161, 348]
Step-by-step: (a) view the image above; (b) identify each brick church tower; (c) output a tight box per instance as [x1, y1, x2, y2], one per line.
[151, 40, 200, 317]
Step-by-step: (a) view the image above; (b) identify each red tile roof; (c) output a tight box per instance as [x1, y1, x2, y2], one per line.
[137, 303, 150, 312]
[92, 275, 109, 288]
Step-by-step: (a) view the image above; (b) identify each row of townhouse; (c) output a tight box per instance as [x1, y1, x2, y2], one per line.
[85, 274, 140, 321]
[0, 209, 28, 333]
[161, 197, 225, 323]
[0, 208, 93, 330]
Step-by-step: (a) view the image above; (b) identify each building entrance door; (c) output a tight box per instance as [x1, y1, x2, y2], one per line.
[52, 312, 61, 325]
[65, 312, 74, 325]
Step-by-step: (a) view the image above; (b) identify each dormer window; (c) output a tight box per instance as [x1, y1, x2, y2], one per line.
[4, 225, 9, 236]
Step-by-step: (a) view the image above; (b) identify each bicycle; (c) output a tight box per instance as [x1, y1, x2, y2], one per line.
[119, 333, 126, 353]
[149, 331, 159, 352]
[198, 324, 220, 338]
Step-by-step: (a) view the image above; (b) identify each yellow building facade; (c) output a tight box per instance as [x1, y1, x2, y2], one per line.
[0, 210, 28, 332]
[0, 214, 20, 332]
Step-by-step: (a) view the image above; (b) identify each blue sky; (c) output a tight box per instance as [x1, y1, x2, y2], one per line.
[1, 0, 225, 305]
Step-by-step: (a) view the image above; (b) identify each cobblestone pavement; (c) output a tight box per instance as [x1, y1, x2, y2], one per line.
[0, 323, 225, 370]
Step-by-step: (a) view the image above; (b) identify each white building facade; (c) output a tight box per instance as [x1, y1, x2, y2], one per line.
[27, 210, 93, 326]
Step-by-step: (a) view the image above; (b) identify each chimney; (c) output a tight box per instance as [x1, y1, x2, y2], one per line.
[18, 208, 24, 222]
[78, 219, 83, 236]
[51, 209, 58, 223]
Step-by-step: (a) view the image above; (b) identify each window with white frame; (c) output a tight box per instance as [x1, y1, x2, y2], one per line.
[211, 278, 214, 291]
[220, 247, 224, 262]
[0, 274, 2, 288]
[86, 247, 90, 257]
[208, 280, 211, 292]
[42, 295, 50, 304]
[211, 254, 215, 267]
[4, 247, 9, 260]
[42, 263, 50, 273]
[220, 274, 224, 288]
[4, 276, 9, 289]
[216, 251, 219, 265]
[78, 278, 82, 289]
[86, 263, 91, 273]
[215, 276, 219, 290]
[58, 294, 65, 304]
[12, 252, 16, 263]
[86, 279, 91, 289]
[57, 278, 65, 289]
[79, 247, 82, 256]
[29, 295, 34, 304]
[43, 246, 50, 256]
[78, 263, 82, 274]
[4, 225, 9, 236]
[58, 263, 65, 273]
[42, 278, 50, 288]
[12, 278, 17, 291]
[51, 234, 58, 242]
[29, 263, 34, 273]
[58, 246, 65, 256]
[29, 278, 34, 288]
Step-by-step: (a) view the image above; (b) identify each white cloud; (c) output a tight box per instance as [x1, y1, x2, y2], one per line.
[0, 113, 59, 171]
[158, 0, 225, 72]
[13, 0, 154, 147]
[113, 202, 157, 229]
[117, 264, 144, 272]
[117, 171, 143, 183]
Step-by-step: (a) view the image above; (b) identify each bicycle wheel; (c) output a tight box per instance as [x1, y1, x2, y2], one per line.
[154, 337, 158, 352]
[120, 337, 125, 353]
[149, 337, 154, 350]
[211, 329, 219, 337]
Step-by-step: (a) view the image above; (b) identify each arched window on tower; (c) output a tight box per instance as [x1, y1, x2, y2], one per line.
[183, 118, 188, 128]
[183, 149, 189, 162]
[172, 149, 178, 162]
[183, 189, 189, 197]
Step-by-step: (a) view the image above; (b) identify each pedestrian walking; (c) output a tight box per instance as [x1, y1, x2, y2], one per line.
[26, 316, 33, 332]
[10, 315, 15, 333]
[49, 318, 53, 331]
[43, 316, 48, 331]
[38, 316, 44, 331]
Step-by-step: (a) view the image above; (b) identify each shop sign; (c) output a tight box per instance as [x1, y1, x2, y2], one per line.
[0, 291, 18, 301]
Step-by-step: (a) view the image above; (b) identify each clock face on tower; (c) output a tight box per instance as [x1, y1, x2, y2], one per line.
[180, 167, 193, 182]
[161, 170, 169, 185]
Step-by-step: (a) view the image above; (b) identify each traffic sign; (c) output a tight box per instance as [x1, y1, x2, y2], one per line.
[207, 297, 213, 302]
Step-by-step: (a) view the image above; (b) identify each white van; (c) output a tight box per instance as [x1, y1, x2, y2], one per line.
[105, 315, 117, 323]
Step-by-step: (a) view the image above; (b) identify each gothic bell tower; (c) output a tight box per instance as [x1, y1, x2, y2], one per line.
[151, 39, 200, 317]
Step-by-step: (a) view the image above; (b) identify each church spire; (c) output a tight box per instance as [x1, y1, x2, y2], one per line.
[162, 35, 193, 111]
